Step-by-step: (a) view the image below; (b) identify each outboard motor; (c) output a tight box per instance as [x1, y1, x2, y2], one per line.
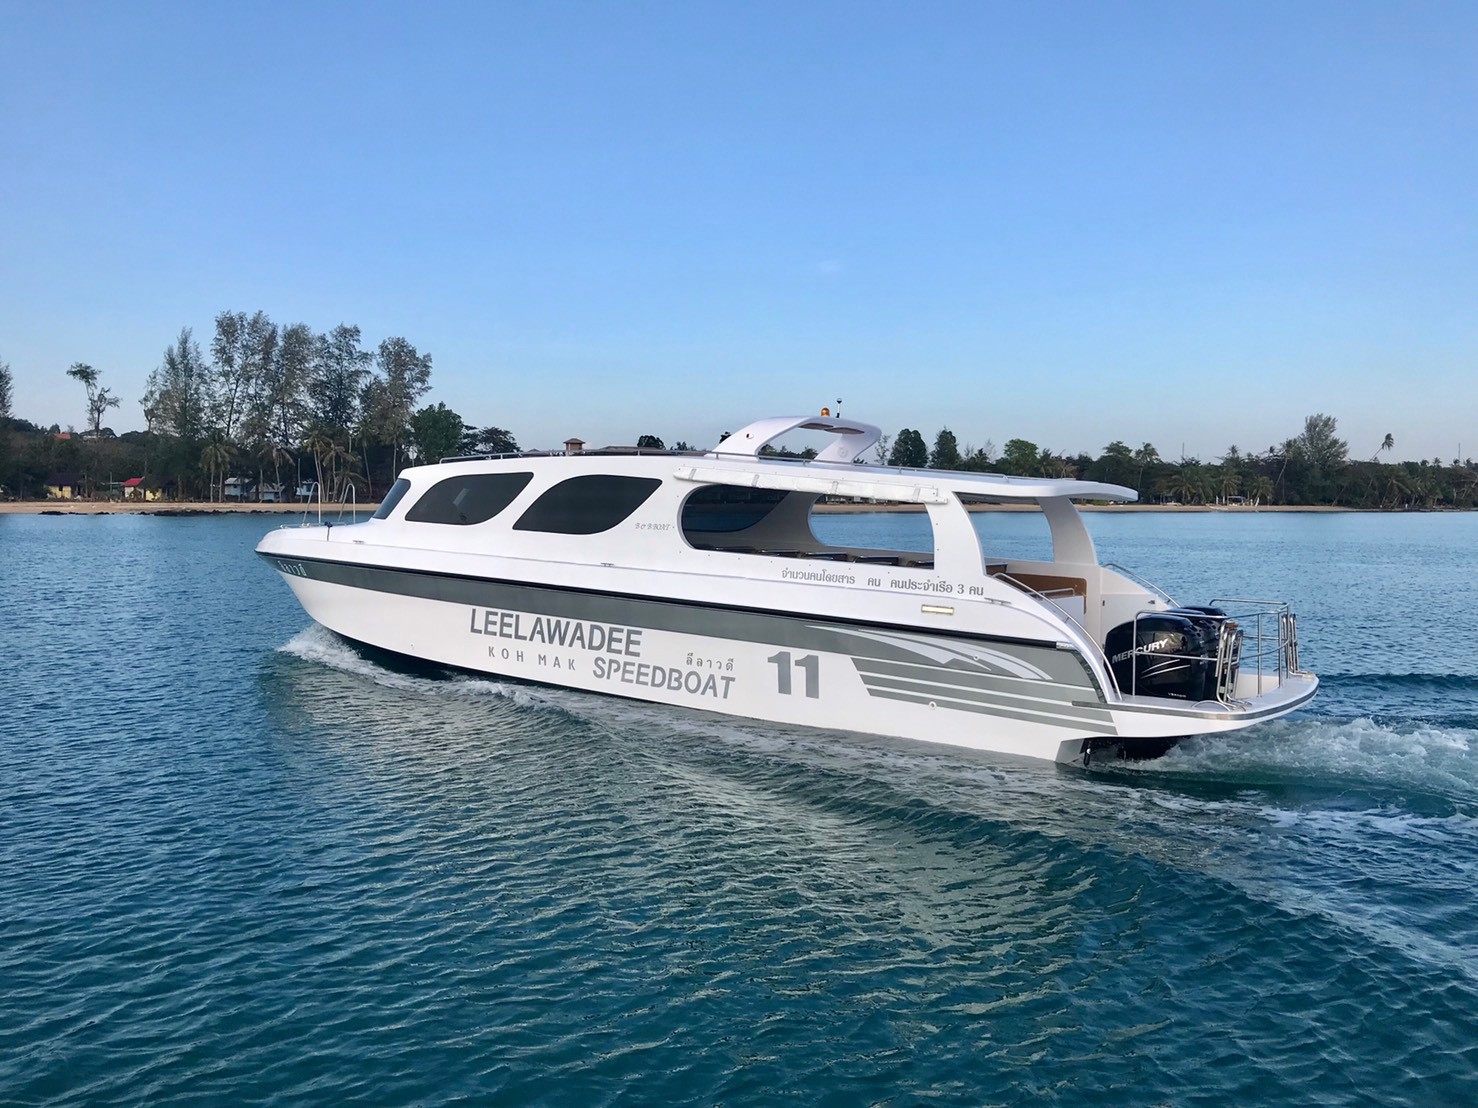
[1106, 613, 1215, 701]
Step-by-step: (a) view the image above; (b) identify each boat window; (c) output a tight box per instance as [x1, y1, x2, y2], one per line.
[959, 495, 1054, 565]
[680, 485, 789, 534]
[372, 478, 413, 519]
[405, 472, 534, 525]
[513, 475, 662, 535]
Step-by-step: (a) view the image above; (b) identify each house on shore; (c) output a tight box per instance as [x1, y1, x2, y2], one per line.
[121, 477, 160, 502]
[45, 473, 81, 499]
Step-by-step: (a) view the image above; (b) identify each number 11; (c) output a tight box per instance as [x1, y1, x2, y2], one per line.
[767, 651, 820, 698]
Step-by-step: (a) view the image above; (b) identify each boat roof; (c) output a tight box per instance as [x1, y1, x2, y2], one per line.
[427, 414, 1137, 504]
[696, 415, 1137, 504]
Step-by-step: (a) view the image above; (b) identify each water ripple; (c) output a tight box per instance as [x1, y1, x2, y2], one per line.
[4, 514, 1478, 1104]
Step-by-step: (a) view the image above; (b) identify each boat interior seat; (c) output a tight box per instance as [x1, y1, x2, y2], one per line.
[998, 572, 1087, 599]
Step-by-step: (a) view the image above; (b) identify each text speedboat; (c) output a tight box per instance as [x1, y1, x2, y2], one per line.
[258, 415, 1317, 766]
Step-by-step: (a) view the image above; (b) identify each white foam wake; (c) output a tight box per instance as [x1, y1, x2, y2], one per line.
[1146, 715, 1478, 801]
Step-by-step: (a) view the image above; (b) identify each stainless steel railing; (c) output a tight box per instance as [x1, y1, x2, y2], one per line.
[1109, 598, 1303, 705]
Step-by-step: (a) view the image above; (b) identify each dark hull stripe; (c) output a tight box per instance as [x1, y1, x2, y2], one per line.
[262, 550, 1101, 689]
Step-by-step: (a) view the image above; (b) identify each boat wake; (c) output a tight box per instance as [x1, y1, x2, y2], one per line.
[275, 623, 575, 714]
[277, 625, 1478, 810]
[1144, 715, 1478, 801]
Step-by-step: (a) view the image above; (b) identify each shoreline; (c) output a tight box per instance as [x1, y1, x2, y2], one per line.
[0, 499, 1448, 516]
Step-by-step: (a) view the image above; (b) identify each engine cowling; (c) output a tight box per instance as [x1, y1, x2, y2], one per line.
[1106, 613, 1216, 701]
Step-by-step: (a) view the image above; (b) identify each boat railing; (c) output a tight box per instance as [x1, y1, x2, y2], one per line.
[295, 480, 362, 529]
[440, 447, 708, 463]
[1108, 599, 1304, 705]
[1209, 598, 1309, 691]
[336, 481, 358, 522]
[1101, 562, 1176, 606]
[298, 481, 322, 526]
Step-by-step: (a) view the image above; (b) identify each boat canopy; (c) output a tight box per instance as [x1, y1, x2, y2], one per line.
[704, 415, 1135, 502]
[711, 415, 882, 464]
[676, 458, 1137, 504]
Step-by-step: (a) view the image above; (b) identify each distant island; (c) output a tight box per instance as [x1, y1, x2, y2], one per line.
[2, 313, 1474, 510]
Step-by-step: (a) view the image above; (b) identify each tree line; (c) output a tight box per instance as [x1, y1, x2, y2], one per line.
[1, 347, 1474, 509]
[0, 316, 514, 501]
[874, 415, 1478, 509]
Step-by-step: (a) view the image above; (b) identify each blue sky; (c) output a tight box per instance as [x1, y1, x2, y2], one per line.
[2, 0, 1474, 462]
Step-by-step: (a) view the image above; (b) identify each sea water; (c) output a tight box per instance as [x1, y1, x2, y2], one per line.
[2, 511, 1476, 1104]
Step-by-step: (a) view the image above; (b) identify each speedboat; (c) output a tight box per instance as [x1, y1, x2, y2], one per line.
[257, 414, 1317, 766]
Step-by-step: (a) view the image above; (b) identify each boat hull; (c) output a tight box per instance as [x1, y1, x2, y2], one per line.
[259, 548, 1317, 766]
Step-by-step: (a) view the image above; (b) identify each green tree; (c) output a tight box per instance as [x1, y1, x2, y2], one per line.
[1000, 438, 1040, 476]
[199, 434, 234, 502]
[872, 432, 891, 466]
[66, 362, 120, 437]
[929, 428, 962, 469]
[887, 428, 927, 468]
[308, 324, 371, 433]
[1297, 413, 1348, 470]
[1091, 440, 1135, 486]
[365, 337, 433, 476]
[211, 310, 277, 444]
[462, 426, 519, 455]
[1132, 442, 1161, 495]
[0, 356, 12, 422]
[143, 329, 210, 444]
[409, 403, 465, 464]
[637, 434, 665, 450]
[265, 322, 314, 455]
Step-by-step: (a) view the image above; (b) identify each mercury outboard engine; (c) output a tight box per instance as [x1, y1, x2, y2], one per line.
[1106, 610, 1222, 701]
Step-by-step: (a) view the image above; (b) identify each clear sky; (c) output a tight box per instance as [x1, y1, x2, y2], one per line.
[2, 0, 1474, 462]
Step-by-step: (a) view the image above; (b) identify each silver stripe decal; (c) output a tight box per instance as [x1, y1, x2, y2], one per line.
[817, 625, 1053, 680]
[854, 657, 1091, 702]
[858, 673, 1115, 725]
[868, 688, 1120, 736]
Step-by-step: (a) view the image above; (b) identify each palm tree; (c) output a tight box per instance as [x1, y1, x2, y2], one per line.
[1250, 475, 1275, 507]
[199, 436, 234, 502]
[1133, 443, 1160, 495]
[257, 439, 294, 501]
[300, 424, 334, 502]
[327, 438, 358, 502]
[1382, 471, 1412, 509]
[1373, 433, 1394, 462]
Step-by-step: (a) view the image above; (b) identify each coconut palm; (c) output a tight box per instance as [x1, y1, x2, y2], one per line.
[300, 423, 334, 501]
[1132, 442, 1160, 495]
[199, 436, 234, 502]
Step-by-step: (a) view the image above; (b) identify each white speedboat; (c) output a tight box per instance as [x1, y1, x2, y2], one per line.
[258, 414, 1316, 766]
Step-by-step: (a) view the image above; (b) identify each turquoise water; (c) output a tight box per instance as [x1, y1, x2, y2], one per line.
[3, 512, 1477, 1104]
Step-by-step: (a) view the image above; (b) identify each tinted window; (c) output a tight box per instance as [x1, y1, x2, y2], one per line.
[514, 475, 662, 535]
[405, 472, 534, 525]
[681, 485, 789, 533]
[372, 478, 413, 519]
